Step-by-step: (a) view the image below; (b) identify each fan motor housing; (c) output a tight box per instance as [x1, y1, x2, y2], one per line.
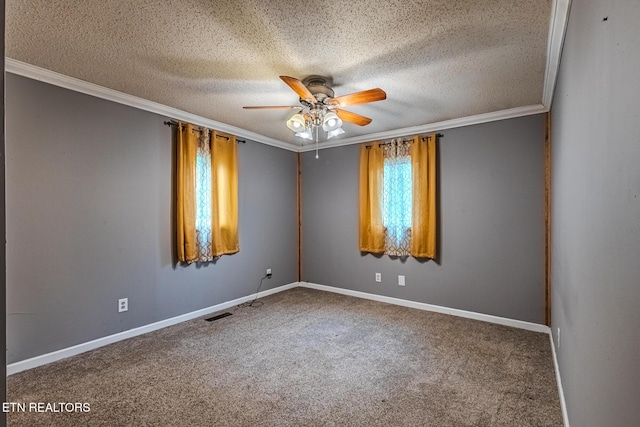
[302, 75, 334, 101]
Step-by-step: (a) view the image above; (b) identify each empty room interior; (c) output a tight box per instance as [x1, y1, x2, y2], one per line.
[2, 1, 639, 426]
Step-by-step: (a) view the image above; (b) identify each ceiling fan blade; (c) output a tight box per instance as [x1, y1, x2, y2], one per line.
[280, 76, 318, 103]
[243, 106, 298, 109]
[335, 109, 373, 126]
[331, 88, 386, 107]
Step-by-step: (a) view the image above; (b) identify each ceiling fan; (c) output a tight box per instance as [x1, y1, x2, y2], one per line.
[243, 76, 386, 140]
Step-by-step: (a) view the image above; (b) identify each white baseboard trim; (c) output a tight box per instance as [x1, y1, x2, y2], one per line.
[7, 282, 300, 375]
[299, 282, 550, 334]
[549, 332, 571, 427]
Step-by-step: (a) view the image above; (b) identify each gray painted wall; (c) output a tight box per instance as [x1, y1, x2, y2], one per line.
[302, 114, 546, 323]
[5, 74, 298, 364]
[550, 1, 640, 426]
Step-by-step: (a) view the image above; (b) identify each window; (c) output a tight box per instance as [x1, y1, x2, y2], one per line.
[176, 122, 239, 264]
[382, 142, 412, 256]
[359, 134, 437, 259]
[195, 132, 213, 260]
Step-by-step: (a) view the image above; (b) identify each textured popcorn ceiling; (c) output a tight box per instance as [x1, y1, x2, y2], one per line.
[6, 0, 552, 146]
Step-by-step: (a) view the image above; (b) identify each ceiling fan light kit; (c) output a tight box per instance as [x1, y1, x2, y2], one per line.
[326, 127, 345, 139]
[322, 112, 342, 132]
[286, 113, 306, 132]
[244, 75, 386, 142]
[295, 129, 313, 140]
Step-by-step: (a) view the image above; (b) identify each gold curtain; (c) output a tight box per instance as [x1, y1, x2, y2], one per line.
[211, 132, 239, 256]
[410, 133, 437, 258]
[176, 122, 198, 262]
[359, 143, 385, 253]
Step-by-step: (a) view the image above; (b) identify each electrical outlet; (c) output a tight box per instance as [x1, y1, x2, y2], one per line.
[398, 275, 405, 286]
[266, 268, 272, 277]
[118, 298, 128, 313]
[375, 273, 381, 283]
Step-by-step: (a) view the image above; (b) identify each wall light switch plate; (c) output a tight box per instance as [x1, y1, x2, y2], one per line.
[398, 275, 405, 286]
[375, 273, 381, 283]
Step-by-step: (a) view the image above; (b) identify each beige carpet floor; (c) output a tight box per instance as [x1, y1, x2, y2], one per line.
[7, 287, 563, 426]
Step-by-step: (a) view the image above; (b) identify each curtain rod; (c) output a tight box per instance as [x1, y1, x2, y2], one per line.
[365, 133, 443, 149]
[164, 121, 246, 143]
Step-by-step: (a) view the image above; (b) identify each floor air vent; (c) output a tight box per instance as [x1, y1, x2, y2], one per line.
[205, 312, 233, 322]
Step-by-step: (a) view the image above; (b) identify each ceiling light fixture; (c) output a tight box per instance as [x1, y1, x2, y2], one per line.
[322, 112, 342, 132]
[286, 113, 306, 132]
[326, 127, 345, 139]
[287, 108, 344, 141]
[295, 129, 313, 140]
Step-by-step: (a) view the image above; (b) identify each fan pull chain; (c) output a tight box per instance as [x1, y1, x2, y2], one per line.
[315, 126, 319, 159]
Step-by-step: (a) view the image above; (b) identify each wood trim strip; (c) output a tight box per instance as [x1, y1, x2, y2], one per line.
[544, 112, 552, 326]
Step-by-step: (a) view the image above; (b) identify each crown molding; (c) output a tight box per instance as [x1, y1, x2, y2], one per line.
[297, 104, 548, 152]
[542, 0, 572, 109]
[5, 58, 296, 152]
